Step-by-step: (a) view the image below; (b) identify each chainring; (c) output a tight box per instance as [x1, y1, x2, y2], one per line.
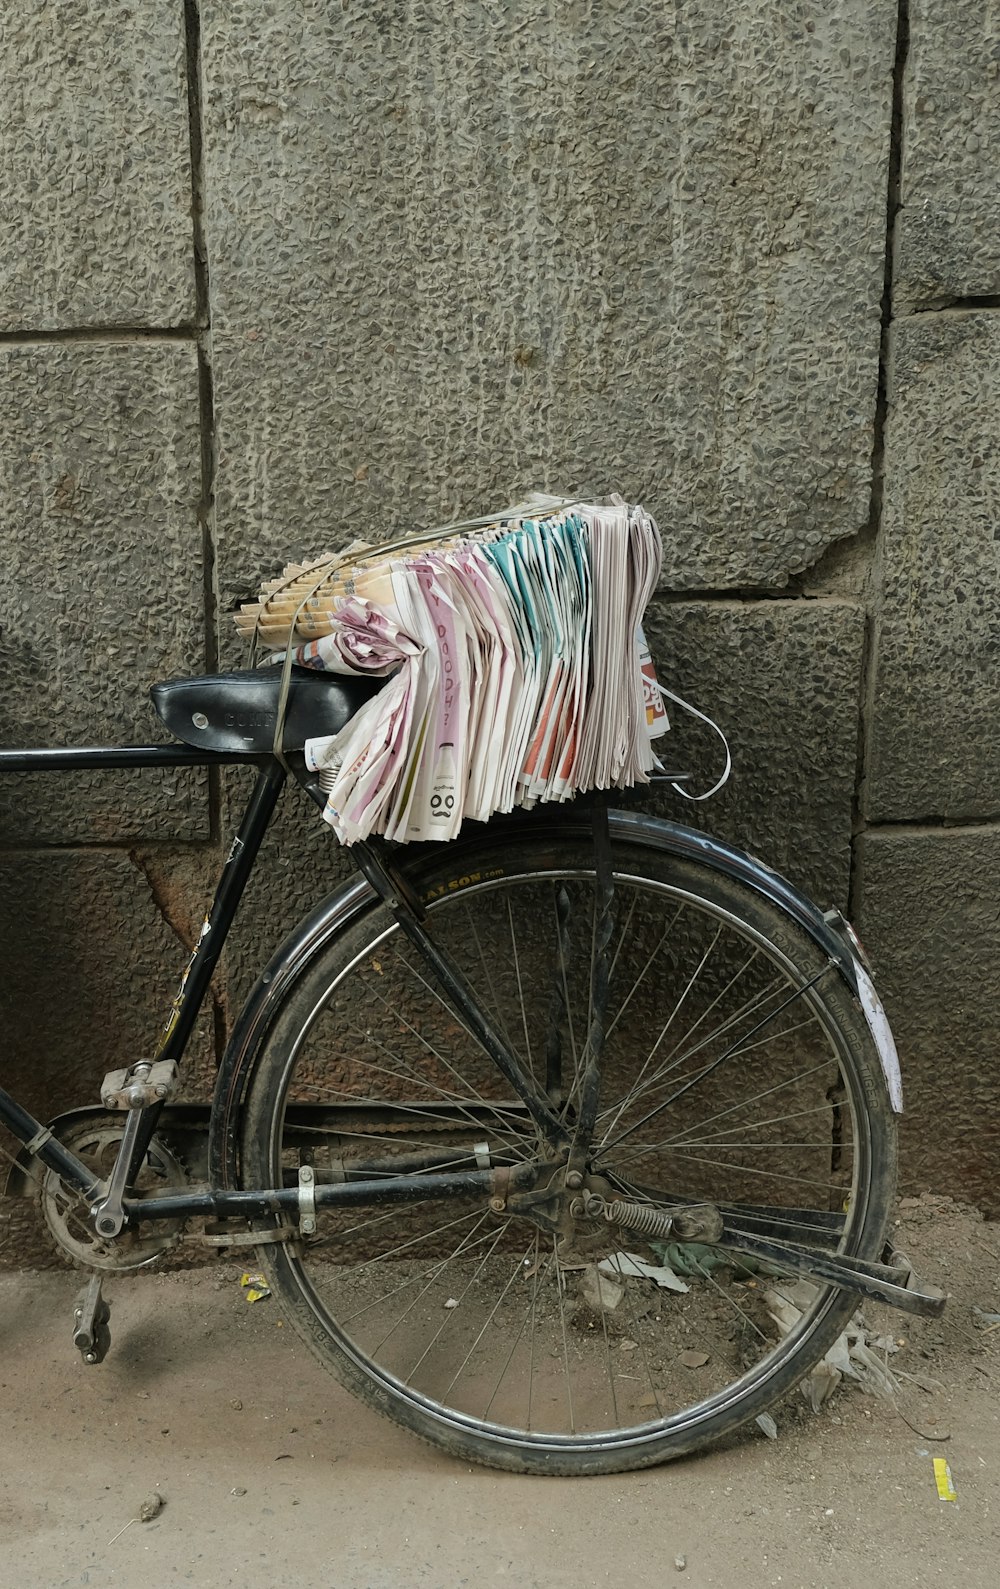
[41, 1116, 188, 1271]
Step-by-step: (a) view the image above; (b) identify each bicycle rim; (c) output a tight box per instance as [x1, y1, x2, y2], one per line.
[242, 834, 894, 1473]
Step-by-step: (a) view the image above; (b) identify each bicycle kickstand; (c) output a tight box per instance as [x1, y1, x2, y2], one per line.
[72, 1274, 111, 1365]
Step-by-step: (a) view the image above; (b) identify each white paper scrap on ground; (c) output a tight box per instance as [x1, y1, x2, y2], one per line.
[765, 1279, 903, 1413]
[599, 1251, 690, 1294]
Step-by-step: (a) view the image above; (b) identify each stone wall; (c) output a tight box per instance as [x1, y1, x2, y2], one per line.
[2, 1, 998, 1260]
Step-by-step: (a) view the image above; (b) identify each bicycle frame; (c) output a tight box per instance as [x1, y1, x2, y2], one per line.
[0, 737, 943, 1320]
[0, 740, 548, 1232]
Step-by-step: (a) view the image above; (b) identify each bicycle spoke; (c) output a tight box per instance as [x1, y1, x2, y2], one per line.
[526, 1232, 542, 1432]
[297, 1009, 535, 1144]
[507, 894, 535, 1085]
[599, 922, 724, 1142]
[342, 1221, 497, 1330]
[326, 1198, 435, 1244]
[483, 1236, 546, 1421]
[465, 901, 520, 1059]
[615, 1146, 841, 1194]
[368, 1215, 496, 1351]
[343, 974, 538, 1141]
[444, 1237, 536, 1401]
[687, 1251, 772, 1345]
[604, 904, 683, 1043]
[406, 1224, 510, 1380]
[606, 888, 640, 990]
[658, 1070, 837, 1145]
[610, 1250, 661, 1416]
[245, 840, 893, 1470]
[603, 1064, 845, 1178]
[339, 1208, 486, 1293]
[596, 973, 791, 1142]
[554, 1234, 576, 1435]
[597, 964, 835, 1159]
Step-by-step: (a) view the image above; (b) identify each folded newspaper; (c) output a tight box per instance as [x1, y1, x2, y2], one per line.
[236, 496, 670, 844]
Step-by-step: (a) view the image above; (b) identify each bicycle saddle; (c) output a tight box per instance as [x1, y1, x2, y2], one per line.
[150, 668, 385, 754]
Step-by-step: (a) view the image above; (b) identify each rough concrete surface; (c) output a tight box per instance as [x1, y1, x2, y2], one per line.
[0, 848, 217, 1145]
[0, 340, 209, 841]
[1, 1194, 997, 1587]
[867, 314, 1000, 822]
[643, 596, 864, 905]
[895, 2, 1000, 309]
[202, 0, 893, 602]
[855, 827, 1000, 1216]
[0, 3, 196, 331]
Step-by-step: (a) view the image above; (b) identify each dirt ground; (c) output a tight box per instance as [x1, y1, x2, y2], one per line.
[1, 1192, 998, 1589]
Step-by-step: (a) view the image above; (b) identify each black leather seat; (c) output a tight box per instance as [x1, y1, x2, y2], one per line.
[150, 668, 385, 755]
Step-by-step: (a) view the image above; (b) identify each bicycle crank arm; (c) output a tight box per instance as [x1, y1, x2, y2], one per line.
[715, 1227, 947, 1318]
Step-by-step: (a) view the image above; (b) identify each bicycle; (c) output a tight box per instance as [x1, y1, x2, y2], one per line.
[0, 662, 943, 1476]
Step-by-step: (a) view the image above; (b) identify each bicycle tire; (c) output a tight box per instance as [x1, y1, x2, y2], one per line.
[241, 820, 896, 1475]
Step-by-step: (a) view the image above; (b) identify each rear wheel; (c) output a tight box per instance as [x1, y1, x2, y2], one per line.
[241, 825, 895, 1474]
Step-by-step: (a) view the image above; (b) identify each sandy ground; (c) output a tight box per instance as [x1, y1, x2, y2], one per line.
[1, 1193, 998, 1589]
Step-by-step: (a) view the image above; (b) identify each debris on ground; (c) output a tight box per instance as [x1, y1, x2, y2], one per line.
[650, 1242, 785, 1280]
[679, 1349, 710, 1369]
[108, 1493, 165, 1545]
[598, 1250, 689, 1293]
[240, 1272, 271, 1303]
[972, 1306, 1000, 1331]
[580, 1265, 624, 1311]
[933, 1457, 957, 1502]
[765, 1279, 904, 1413]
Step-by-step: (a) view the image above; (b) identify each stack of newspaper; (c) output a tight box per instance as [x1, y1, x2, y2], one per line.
[237, 498, 669, 844]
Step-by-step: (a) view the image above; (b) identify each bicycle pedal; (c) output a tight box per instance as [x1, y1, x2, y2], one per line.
[72, 1274, 112, 1365]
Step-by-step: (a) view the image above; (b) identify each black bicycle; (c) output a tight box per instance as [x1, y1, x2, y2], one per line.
[0, 663, 942, 1475]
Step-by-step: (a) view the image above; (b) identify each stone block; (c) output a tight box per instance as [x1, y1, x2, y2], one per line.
[202, 0, 893, 609]
[0, 3, 196, 330]
[0, 848, 217, 1126]
[896, 3, 1000, 309]
[0, 341, 209, 841]
[868, 314, 1000, 821]
[855, 829, 1000, 1213]
[642, 596, 864, 906]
